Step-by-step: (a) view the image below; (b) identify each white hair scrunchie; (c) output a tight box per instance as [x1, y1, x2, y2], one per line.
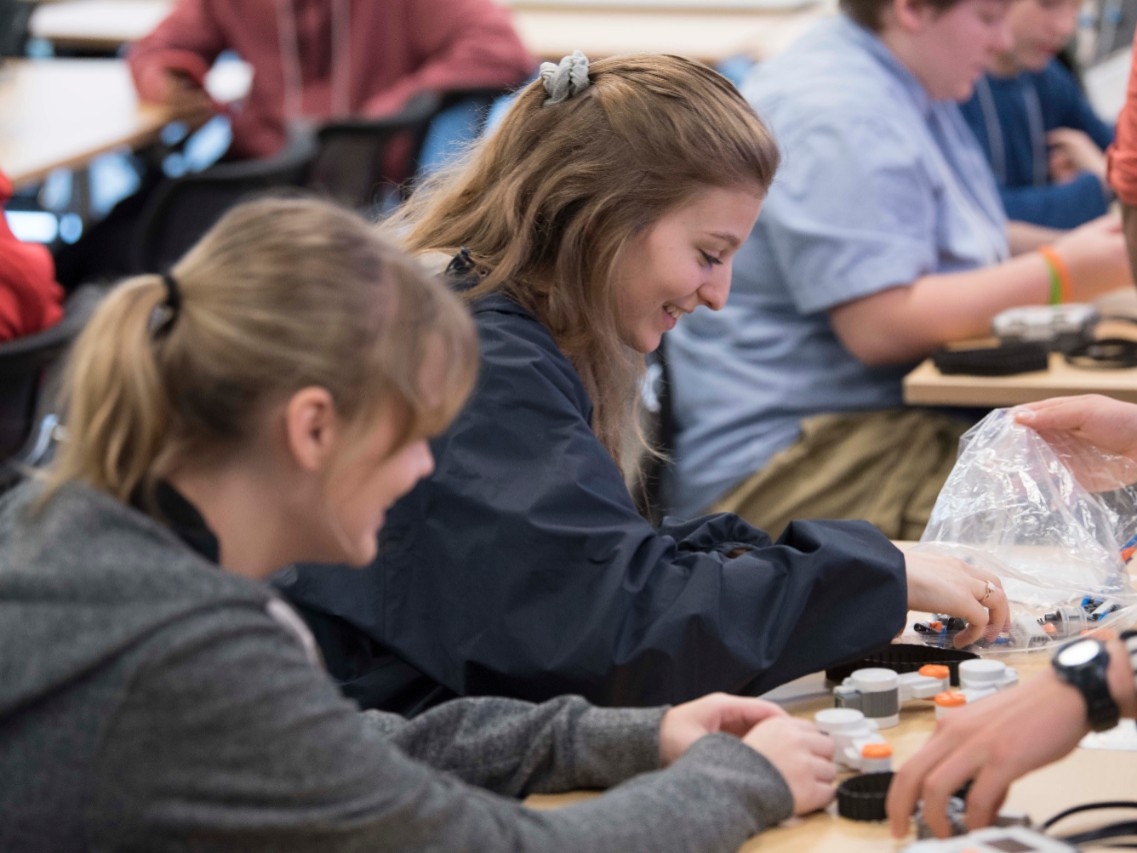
[539, 50, 591, 106]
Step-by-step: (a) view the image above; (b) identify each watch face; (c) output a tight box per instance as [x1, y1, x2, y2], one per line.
[1058, 638, 1100, 667]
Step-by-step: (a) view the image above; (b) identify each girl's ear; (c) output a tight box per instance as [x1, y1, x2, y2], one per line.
[283, 387, 340, 473]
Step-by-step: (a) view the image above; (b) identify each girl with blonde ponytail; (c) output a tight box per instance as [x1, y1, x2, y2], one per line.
[0, 194, 842, 851]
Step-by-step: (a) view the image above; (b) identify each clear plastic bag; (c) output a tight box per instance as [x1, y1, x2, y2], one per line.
[910, 407, 1137, 653]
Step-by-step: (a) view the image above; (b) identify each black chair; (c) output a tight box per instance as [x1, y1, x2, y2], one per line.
[0, 0, 32, 59]
[631, 340, 677, 526]
[308, 85, 513, 213]
[307, 91, 441, 213]
[0, 283, 108, 491]
[132, 125, 319, 274]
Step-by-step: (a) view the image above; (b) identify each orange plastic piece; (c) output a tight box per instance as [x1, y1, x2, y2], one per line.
[934, 691, 967, 708]
[927, 620, 943, 631]
[861, 743, 893, 759]
[1042, 623, 1057, 635]
[918, 664, 950, 680]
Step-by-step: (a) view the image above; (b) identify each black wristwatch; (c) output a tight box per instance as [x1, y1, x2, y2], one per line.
[1052, 637, 1120, 732]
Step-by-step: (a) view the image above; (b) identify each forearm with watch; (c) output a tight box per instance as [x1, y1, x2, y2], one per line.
[1051, 631, 1137, 730]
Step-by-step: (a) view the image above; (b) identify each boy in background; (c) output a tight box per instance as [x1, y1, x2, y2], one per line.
[960, 0, 1114, 230]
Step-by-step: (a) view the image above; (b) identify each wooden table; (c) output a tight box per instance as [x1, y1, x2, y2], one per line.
[504, 0, 834, 64]
[527, 641, 1137, 851]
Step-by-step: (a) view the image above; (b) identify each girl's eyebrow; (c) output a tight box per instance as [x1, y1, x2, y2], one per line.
[706, 231, 743, 249]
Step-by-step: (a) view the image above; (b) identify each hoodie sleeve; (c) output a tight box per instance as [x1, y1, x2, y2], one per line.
[1110, 44, 1137, 206]
[357, 0, 534, 118]
[126, 0, 226, 103]
[0, 172, 63, 342]
[1045, 60, 1114, 151]
[997, 62, 1113, 228]
[282, 306, 908, 709]
[88, 603, 792, 852]
[1000, 171, 1111, 229]
[360, 696, 666, 794]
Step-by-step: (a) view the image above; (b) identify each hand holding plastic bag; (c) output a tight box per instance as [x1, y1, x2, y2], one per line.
[913, 404, 1137, 652]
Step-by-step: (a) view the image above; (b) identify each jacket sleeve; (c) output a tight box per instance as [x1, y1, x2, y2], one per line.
[126, 0, 225, 102]
[294, 310, 908, 708]
[1049, 61, 1114, 151]
[1001, 171, 1111, 229]
[999, 61, 1112, 227]
[90, 604, 791, 852]
[358, 0, 533, 118]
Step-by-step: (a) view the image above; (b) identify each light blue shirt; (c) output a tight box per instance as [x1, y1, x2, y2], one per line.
[664, 15, 1008, 519]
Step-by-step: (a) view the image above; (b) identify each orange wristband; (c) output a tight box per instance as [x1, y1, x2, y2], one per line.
[1038, 245, 1072, 305]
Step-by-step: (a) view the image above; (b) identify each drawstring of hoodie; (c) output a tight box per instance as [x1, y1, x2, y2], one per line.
[274, 0, 352, 126]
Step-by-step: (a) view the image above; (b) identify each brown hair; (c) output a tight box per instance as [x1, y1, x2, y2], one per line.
[43, 196, 477, 507]
[841, 0, 964, 32]
[390, 53, 779, 466]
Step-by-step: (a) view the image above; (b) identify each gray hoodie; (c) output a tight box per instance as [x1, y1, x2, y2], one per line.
[0, 481, 793, 851]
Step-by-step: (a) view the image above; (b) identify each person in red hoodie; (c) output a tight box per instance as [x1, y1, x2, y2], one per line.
[1111, 36, 1137, 282]
[126, 0, 535, 162]
[52, 0, 533, 291]
[0, 171, 63, 343]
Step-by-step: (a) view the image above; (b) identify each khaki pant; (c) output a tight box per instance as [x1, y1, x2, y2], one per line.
[713, 409, 972, 541]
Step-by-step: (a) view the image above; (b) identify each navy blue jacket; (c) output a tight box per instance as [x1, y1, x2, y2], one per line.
[280, 289, 908, 715]
[960, 60, 1113, 229]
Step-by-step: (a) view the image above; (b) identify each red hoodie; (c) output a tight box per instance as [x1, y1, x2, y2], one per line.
[0, 173, 64, 343]
[1108, 36, 1137, 205]
[127, 0, 534, 161]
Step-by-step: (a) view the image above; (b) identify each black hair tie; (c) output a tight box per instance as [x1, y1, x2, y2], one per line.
[149, 270, 182, 338]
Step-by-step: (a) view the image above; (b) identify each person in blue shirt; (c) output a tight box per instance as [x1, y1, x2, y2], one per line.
[960, 0, 1114, 229]
[664, 0, 1133, 543]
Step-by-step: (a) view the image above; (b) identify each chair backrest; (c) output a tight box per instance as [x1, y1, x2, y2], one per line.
[133, 125, 318, 274]
[0, 0, 32, 59]
[0, 283, 107, 477]
[308, 91, 441, 214]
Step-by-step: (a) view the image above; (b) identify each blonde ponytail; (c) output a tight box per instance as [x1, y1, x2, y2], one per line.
[50, 276, 175, 504]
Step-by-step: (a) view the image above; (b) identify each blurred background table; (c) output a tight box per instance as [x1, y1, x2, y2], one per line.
[27, 0, 170, 54]
[904, 291, 1137, 408]
[23, 0, 832, 64]
[504, 0, 833, 64]
[0, 57, 248, 189]
[1, 58, 174, 188]
[904, 351, 1137, 407]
